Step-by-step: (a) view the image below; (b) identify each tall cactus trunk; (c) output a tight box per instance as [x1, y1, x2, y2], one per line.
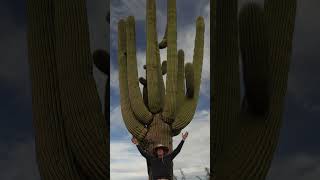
[117, 0, 204, 178]
[144, 115, 173, 180]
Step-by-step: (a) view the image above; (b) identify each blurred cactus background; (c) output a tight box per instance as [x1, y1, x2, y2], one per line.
[211, 0, 297, 179]
[2, 0, 320, 179]
[26, 0, 109, 179]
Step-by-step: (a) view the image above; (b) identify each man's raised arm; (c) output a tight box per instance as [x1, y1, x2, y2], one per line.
[132, 137, 153, 159]
[170, 132, 188, 159]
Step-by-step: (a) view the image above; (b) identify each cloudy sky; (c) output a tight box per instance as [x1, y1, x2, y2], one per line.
[0, 0, 320, 180]
[110, 0, 210, 179]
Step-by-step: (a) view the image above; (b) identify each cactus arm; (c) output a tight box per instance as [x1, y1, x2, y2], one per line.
[176, 50, 185, 108]
[118, 20, 148, 140]
[215, 5, 271, 178]
[239, 4, 270, 116]
[154, 12, 165, 110]
[54, 0, 108, 178]
[26, 0, 82, 178]
[93, 49, 109, 75]
[211, 0, 240, 168]
[172, 17, 205, 131]
[213, 1, 297, 179]
[163, 0, 178, 121]
[265, 0, 297, 103]
[172, 129, 182, 137]
[146, 0, 162, 113]
[125, 16, 153, 124]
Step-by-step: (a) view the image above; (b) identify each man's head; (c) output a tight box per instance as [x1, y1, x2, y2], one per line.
[154, 144, 169, 158]
[156, 148, 164, 157]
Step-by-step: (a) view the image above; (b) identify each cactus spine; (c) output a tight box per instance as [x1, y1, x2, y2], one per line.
[117, 0, 204, 178]
[26, 0, 109, 179]
[211, 0, 296, 179]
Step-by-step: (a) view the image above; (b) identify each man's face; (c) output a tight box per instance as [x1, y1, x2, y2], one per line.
[157, 148, 164, 157]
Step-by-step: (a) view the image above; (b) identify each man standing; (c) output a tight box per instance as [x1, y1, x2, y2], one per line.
[132, 132, 189, 180]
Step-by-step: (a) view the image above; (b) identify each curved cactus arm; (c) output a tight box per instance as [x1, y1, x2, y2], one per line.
[118, 20, 148, 140]
[177, 50, 185, 108]
[185, 63, 194, 98]
[125, 16, 153, 124]
[212, 1, 297, 179]
[146, 0, 162, 113]
[54, 0, 109, 178]
[93, 49, 109, 75]
[264, 0, 297, 104]
[159, 24, 168, 49]
[26, 0, 82, 178]
[163, 0, 178, 122]
[211, 0, 240, 167]
[172, 17, 205, 131]
[239, 4, 270, 116]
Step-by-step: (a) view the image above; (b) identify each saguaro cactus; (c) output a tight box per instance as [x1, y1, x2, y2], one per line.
[117, 0, 204, 178]
[211, 0, 296, 179]
[27, 0, 108, 179]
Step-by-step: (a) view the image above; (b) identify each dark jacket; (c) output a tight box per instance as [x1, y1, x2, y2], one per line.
[137, 140, 185, 180]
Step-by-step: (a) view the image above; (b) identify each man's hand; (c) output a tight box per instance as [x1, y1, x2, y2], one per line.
[131, 137, 139, 145]
[182, 132, 189, 140]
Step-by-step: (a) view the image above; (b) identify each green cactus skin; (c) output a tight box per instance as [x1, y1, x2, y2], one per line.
[126, 16, 153, 124]
[146, 0, 163, 114]
[117, 0, 204, 178]
[118, 20, 148, 140]
[26, 0, 109, 179]
[211, 0, 297, 179]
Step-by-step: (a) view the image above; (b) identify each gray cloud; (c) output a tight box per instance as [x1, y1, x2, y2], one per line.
[0, 139, 40, 180]
[0, 2, 29, 98]
[267, 154, 320, 180]
[286, 0, 320, 109]
[110, 109, 210, 180]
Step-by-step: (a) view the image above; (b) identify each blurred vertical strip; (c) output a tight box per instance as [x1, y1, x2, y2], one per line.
[26, 0, 110, 179]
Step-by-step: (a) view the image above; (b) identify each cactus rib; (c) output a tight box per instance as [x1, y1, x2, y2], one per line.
[146, 0, 162, 113]
[163, 0, 178, 122]
[172, 17, 205, 131]
[118, 20, 147, 140]
[211, 0, 297, 179]
[125, 16, 153, 124]
[177, 50, 185, 108]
